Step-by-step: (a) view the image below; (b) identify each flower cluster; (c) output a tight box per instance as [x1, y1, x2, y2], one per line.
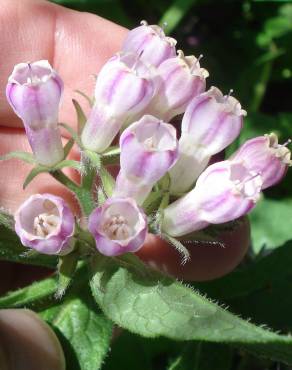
[5, 21, 291, 260]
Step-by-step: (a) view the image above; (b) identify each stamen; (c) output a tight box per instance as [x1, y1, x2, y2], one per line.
[225, 89, 234, 100]
[27, 63, 34, 84]
[279, 139, 292, 148]
[132, 50, 144, 70]
[140, 20, 148, 26]
[103, 214, 131, 241]
[190, 54, 203, 73]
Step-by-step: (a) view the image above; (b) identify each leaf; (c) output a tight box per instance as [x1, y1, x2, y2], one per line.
[0, 151, 36, 164]
[195, 240, 292, 301]
[167, 342, 232, 370]
[40, 294, 113, 370]
[0, 225, 57, 268]
[72, 99, 87, 134]
[249, 197, 292, 253]
[0, 209, 14, 230]
[90, 254, 292, 365]
[159, 0, 198, 33]
[0, 275, 57, 309]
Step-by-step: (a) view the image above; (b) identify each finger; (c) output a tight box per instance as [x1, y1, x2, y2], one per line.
[0, 0, 127, 129]
[0, 128, 79, 213]
[137, 217, 250, 281]
[0, 309, 65, 370]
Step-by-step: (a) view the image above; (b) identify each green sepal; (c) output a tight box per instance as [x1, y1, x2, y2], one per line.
[72, 98, 87, 134]
[74, 90, 94, 107]
[59, 122, 83, 147]
[98, 165, 115, 198]
[63, 138, 75, 158]
[161, 233, 190, 264]
[0, 151, 36, 164]
[55, 252, 79, 299]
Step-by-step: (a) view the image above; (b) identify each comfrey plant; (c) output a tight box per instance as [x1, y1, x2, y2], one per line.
[1, 20, 292, 368]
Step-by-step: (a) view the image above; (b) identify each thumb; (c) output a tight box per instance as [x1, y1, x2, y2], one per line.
[0, 309, 65, 370]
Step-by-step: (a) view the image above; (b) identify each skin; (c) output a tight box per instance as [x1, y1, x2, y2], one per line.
[0, 0, 250, 368]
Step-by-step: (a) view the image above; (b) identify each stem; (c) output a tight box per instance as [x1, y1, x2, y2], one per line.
[51, 170, 95, 216]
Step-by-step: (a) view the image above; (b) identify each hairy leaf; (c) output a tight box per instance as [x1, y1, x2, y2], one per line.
[90, 254, 292, 365]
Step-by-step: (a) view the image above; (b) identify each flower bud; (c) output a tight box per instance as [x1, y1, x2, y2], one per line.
[6, 60, 64, 166]
[148, 51, 208, 121]
[113, 115, 179, 204]
[15, 194, 75, 255]
[231, 133, 292, 189]
[88, 197, 147, 256]
[81, 53, 157, 152]
[169, 87, 246, 194]
[122, 20, 177, 67]
[162, 160, 262, 237]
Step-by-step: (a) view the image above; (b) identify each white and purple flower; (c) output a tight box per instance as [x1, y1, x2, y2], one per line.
[163, 160, 262, 237]
[122, 20, 177, 67]
[169, 87, 246, 194]
[231, 133, 292, 189]
[6, 60, 64, 166]
[113, 115, 179, 204]
[15, 194, 75, 255]
[81, 52, 158, 153]
[88, 197, 147, 256]
[148, 50, 208, 121]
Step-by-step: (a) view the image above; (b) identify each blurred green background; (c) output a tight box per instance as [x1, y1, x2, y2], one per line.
[48, 1, 292, 369]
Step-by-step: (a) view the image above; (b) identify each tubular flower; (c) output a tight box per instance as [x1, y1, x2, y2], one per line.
[169, 86, 246, 194]
[122, 20, 177, 67]
[113, 115, 179, 204]
[14, 194, 75, 255]
[231, 133, 292, 189]
[162, 160, 262, 237]
[81, 52, 157, 153]
[88, 197, 147, 256]
[6, 60, 64, 166]
[148, 50, 208, 121]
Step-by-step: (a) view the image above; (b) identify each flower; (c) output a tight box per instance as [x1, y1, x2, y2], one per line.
[15, 194, 75, 255]
[169, 86, 246, 194]
[88, 197, 147, 256]
[6, 60, 64, 166]
[81, 52, 157, 153]
[113, 115, 179, 204]
[148, 50, 208, 121]
[122, 20, 177, 67]
[231, 133, 292, 189]
[162, 160, 262, 237]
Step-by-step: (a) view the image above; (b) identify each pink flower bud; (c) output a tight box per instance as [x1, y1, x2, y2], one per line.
[113, 115, 179, 204]
[163, 160, 262, 237]
[122, 20, 177, 67]
[81, 53, 157, 152]
[148, 51, 208, 121]
[15, 194, 75, 255]
[231, 133, 292, 189]
[169, 87, 246, 193]
[6, 60, 64, 166]
[88, 197, 147, 256]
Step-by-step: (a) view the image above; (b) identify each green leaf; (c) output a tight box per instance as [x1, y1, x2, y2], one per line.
[0, 151, 36, 164]
[195, 240, 292, 301]
[72, 99, 87, 135]
[159, 0, 198, 33]
[90, 254, 292, 365]
[0, 225, 57, 268]
[249, 197, 292, 253]
[167, 342, 232, 370]
[40, 295, 113, 370]
[0, 275, 57, 309]
[0, 209, 14, 230]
